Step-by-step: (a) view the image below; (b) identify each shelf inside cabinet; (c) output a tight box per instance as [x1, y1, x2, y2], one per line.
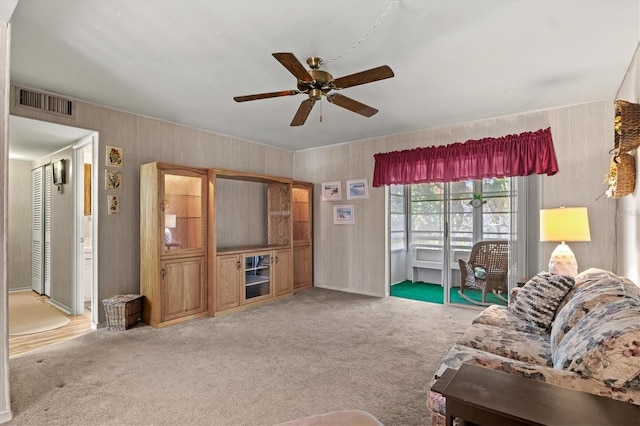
[245, 275, 270, 286]
[245, 265, 269, 272]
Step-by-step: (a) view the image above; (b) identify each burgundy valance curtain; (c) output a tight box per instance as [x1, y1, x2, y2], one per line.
[372, 128, 558, 187]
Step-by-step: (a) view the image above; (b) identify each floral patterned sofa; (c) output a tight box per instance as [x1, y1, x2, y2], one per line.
[427, 268, 640, 426]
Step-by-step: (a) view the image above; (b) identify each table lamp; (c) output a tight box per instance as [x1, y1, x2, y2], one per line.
[164, 214, 177, 244]
[540, 207, 591, 276]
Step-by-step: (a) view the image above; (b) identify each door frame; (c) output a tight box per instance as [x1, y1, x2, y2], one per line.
[73, 133, 99, 326]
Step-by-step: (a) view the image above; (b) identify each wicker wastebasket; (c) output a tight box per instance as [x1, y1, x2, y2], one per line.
[102, 294, 143, 330]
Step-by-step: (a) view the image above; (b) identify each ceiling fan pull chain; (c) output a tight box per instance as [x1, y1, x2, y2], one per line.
[320, 100, 323, 123]
[322, 0, 398, 65]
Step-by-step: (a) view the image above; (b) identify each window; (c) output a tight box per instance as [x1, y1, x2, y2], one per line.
[410, 178, 512, 250]
[409, 182, 444, 247]
[481, 177, 512, 241]
[389, 185, 406, 251]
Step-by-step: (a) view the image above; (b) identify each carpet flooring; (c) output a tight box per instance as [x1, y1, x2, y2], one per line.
[8, 291, 70, 336]
[7, 288, 479, 426]
[390, 280, 508, 306]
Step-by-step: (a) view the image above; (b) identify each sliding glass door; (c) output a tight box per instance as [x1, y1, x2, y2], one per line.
[390, 177, 515, 306]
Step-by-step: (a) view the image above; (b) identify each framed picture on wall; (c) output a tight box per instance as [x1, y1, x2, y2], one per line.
[107, 195, 119, 215]
[333, 204, 354, 224]
[106, 146, 123, 167]
[105, 170, 123, 191]
[346, 178, 369, 200]
[321, 181, 342, 201]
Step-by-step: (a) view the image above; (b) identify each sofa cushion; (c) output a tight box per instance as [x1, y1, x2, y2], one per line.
[473, 305, 548, 336]
[457, 323, 552, 366]
[553, 297, 640, 390]
[550, 275, 628, 352]
[509, 272, 574, 331]
[432, 343, 521, 379]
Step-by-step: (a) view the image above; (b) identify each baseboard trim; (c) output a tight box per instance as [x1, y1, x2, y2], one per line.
[313, 284, 384, 298]
[8, 287, 31, 293]
[0, 408, 13, 424]
[48, 299, 71, 315]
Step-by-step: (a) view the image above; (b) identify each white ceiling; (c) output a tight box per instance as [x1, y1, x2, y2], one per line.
[7, 0, 640, 158]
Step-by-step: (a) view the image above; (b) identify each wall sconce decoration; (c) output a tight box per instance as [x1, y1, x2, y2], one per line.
[540, 207, 591, 277]
[52, 159, 65, 187]
[614, 100, 640, 153]
[606, 152, 635, 198]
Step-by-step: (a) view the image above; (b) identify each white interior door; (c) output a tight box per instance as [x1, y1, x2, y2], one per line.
[31, 166, 44, 293]
[44, 163, 53, 297]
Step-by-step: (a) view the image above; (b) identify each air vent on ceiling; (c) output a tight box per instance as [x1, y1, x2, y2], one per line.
[16, 88, 74, 117]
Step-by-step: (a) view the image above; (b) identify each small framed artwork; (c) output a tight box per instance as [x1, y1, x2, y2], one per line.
[346, 178, 369, 200]
[107, 195, 120, 215]
[105, 170, 123, 191]
[333, 204, 354, 225]
[106, 146, 123, 167]
[321, 181, 342, 201]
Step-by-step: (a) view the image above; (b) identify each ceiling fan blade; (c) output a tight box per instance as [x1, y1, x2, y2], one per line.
[273, 53, 314, 82]
[332, 65, 394, 89]
[290, 98, 316, 126]
[233, 90, 299, 102]
[327, 93, 378, 117]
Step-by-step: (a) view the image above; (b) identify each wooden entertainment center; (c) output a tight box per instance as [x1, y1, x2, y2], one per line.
[140, 162, 312, 328]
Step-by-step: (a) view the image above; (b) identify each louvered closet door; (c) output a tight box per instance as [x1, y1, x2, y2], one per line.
[44, 163, 53, 296]
[31, 166, 44, 293]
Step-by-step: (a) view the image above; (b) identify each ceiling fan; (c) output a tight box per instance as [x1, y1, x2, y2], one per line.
[233, 53, 394, 126]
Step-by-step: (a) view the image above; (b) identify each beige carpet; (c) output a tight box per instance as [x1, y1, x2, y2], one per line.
[7, 288, 479, 426]
[9, 291, 70, 336]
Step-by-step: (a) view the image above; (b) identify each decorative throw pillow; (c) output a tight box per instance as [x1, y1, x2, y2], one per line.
[473, 266, 487, 280]
[509, 272, 574, 331]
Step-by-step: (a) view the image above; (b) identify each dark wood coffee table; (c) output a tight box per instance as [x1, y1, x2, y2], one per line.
[441, 363, 640, 426]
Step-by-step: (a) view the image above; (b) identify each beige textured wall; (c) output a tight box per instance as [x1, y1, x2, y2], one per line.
[215, 179, 267, 248]
[617, 44, 640, 284]
[294, 101, 617, 296]
[49, 148, 75, 310]
[10, 91, 293, 323]
[7, 160, 31, 291]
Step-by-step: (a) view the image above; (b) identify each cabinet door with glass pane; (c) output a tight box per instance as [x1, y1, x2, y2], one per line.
[292, 181, 313, 290]
[161, 169, 207, 255]
[243, 252, 272, 304]
[140, 162, 209, 328]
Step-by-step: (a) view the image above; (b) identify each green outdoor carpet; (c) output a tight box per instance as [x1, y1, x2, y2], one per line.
[390, 280, 507, 306]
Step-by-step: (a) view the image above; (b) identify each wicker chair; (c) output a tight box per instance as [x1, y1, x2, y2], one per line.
[458, 240, 509, 304]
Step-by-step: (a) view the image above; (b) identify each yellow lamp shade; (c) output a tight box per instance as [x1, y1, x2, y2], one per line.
[540, 207, 591, 243]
